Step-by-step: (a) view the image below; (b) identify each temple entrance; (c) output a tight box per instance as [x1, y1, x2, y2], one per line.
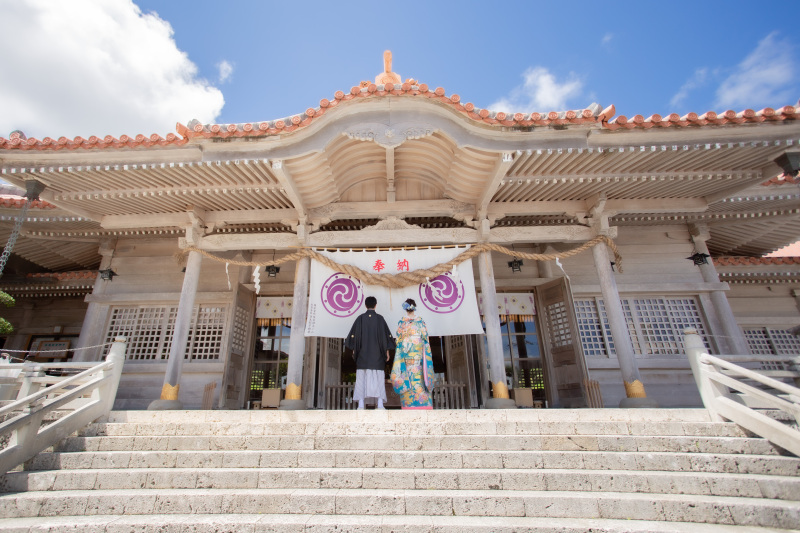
[317, 333, 477, 409]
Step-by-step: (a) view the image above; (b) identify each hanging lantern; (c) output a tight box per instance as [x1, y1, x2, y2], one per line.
[687, 252, 710, 265]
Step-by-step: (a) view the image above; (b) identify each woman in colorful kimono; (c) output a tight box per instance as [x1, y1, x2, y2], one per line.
[390, 298, 435, 410]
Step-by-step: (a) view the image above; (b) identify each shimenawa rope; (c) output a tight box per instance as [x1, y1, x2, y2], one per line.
[176, 236, 622, 289]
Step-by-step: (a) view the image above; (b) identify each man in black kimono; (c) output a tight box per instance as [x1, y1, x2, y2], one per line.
[345, 296, 393, 409]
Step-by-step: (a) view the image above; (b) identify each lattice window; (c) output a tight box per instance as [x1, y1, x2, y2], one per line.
[545, 301, 571, 348]
[105, 307, 170, 361]
[574, 299, 606, 357]
[189, 306, 226, 361]
[574, 296, 709, 358]
[769, 329, 800, 355]
[231, 306, 249, 354]
[105, 304, 228, 361]
[634, 298, 682, 355]
[743, 328, 773, 355]
[743, 327, 800, 371]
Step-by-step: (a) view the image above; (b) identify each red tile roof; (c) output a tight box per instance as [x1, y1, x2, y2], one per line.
[761, 174, 800, 186]
[0, 129, 186, 151]
[0, 196, 57, 209]
[714, 256, 800, 266]
[1, 79, 798, 151]
[605, 106, 800, 130]
[26, 271, 97, 280]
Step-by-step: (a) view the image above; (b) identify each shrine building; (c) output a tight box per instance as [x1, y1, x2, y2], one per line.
[0, 54, 799, 410]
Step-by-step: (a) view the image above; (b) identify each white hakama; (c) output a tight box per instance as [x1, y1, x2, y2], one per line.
[353, 369, 387, 401]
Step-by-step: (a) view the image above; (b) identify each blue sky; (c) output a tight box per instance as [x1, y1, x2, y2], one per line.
[1, 0, 799, 139]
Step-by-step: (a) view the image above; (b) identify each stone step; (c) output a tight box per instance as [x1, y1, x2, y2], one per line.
[1, 489, 798, 528]
[3, 467, 798, 500]
[103, 408, 716, 425]
[53, 433, 783, 455]
[0, 514, 792, 533]
[21, 449, 800, 476]
[81, 420, 751, 438]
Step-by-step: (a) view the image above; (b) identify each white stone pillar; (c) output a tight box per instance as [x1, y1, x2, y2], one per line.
[148, 249, 202, 410]
[280, 256, 310, 410]
[477, 250, 515, 408]
[690, 230, 751, 355]
[74, 243, 115, 362]
[592, 242, 656, 407]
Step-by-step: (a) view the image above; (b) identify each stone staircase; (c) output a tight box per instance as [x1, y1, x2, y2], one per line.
[0, 408, 798, 532]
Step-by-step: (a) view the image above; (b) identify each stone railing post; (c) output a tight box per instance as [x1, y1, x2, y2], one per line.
[96, 337, 126, 413]
[684, 328, 728, 422]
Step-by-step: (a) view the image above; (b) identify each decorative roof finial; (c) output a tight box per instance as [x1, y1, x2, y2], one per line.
[375, 50, 401, 85]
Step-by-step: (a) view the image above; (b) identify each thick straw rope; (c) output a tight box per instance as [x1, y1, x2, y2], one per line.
[176, 235, 622, 289]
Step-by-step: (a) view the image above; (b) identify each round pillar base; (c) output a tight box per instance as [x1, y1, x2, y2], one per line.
[485, 398, 517, 409]
[619, 396, 660, 408]
[147, 399, 184, 410]
[278, 399, 307, 410]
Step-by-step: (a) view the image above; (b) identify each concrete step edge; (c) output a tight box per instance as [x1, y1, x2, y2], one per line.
[0, 513, 791, 533]
[3, 467, 796, 500]
[1, 488, 797, 528]
[23, 449, 800, 476]
[103, 408, 715, 424]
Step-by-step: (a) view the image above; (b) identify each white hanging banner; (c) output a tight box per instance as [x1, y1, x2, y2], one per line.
[305, 246, 483, 338]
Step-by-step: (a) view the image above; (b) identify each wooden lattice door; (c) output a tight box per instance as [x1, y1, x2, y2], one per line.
[536, 278, 589, 408]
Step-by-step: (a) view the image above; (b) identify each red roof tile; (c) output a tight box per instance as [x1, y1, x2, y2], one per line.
[0, 129, 187, 152]
[0, 196, 57, 209]
[2, 78, 798, 151]
[606, 106, 800, 130]
[26, 271, 98, 280]
[761, 174, 800, 186]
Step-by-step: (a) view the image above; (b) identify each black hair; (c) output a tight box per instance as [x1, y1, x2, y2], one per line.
[403, 298, 416, 311]
[365, 296, 377, 309]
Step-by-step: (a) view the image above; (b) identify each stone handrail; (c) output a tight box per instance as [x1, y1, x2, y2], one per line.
[0, 337, 127, 474]
[684, 329, 800, 456]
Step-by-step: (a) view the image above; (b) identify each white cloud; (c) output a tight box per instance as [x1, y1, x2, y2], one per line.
[217, 60, 234, 84]
[0, 0, 224, 140]
[715, 32, 797, 109]
[489, 67, 583, 113]
[602, 33, 613, 46]
[670, 68, 709, 108]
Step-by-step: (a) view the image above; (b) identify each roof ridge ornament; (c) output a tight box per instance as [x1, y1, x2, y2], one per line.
[375, 50, 401, 85]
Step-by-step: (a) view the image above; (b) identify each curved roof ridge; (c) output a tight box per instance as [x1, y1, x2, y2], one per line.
[2, 77, 799, 151]
[1, 80, 612, 151]
[176, 80, 612, 141]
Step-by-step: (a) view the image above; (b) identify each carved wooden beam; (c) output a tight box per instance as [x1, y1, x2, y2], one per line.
[271, 160, 306, 219]
[188, 222, 601, 251]
[477, 152, 514, 218]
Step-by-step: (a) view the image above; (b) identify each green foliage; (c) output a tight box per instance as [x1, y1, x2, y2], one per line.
[0, 291, 14, 334]
[0, 291, 14, 308]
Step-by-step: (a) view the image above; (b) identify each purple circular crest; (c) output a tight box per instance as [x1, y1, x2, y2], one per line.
[321, 273, 363, 317]
[419, 272, 465, 314]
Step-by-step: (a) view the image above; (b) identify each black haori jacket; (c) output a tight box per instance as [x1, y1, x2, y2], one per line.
[345, 310, 394, 370]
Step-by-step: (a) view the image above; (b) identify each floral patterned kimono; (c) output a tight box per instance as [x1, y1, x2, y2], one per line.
[390, 316, 434, 409]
